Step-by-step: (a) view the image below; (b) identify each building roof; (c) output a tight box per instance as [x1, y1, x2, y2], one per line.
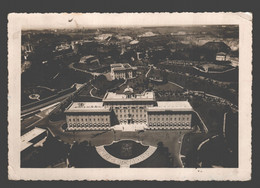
[216, 52, 227, 56]
[111, 63, 137, 72]
[65, 102, 111, 113]
[147, 101, 193, 112]
[123, 85, 134, 93]
[110, 64, 123, 68]
[103, 91, 156, 102]
[21, 127, 47, 151]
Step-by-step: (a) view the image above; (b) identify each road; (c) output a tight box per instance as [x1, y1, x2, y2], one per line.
[21, 103, 59, 133]
[192, 110, 208, 133]
[145, 65, 152, 78]
[168, 81, 184, 89]
[197, 135, 219, 151]
[21, 92, 74, 115]
[89, 88, 103, 99]
[68, 63, 102, 76]
[36, 85, 56, 92]
[223, 112, 227, 138]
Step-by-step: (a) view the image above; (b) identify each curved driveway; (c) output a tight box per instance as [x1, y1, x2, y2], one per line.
[96, 145, 157, 168]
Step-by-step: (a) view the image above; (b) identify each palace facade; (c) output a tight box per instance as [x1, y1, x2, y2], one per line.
[65, 87, 194, 131]
[110, 63, 137, 80]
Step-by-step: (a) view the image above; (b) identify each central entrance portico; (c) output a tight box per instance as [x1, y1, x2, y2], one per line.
[113, 123, 147, 132]
[127, 114, 133, 124]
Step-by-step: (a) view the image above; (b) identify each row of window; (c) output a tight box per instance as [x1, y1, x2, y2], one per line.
[109, 106, 148, 109]
[115, 72, 129, 75]
[119, 119, 146, 123]
[149, 114, 191, 117]
[149, 117, 190, 121]
[115, 109, 146, 113]
[115, 75, 126, 79]
[115, 71, 133, 75]
[148, 122, 190, 126]
[68, 117, 109, 122]
[117, 114, 146, 118]
[114, 71, 127, 74]
[68, 123, 110, 127]
[114, 72, 127, 77]
[104, 103, 153, 107]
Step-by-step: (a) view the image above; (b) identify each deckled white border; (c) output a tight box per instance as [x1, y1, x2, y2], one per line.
[8, 13, 252, 181]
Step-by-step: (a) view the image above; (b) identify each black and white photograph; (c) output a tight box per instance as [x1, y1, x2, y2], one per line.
[8, 13, 252, 181]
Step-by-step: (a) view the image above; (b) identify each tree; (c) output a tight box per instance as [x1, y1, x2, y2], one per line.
[144, 78, 149, 89]
[162, 70, 168, 83]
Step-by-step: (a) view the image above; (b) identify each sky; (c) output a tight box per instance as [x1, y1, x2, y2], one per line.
[8, 13, 249, 30]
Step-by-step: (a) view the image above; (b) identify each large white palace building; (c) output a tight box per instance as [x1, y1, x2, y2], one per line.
[110, 63, 137, 80]
[65, 86, 194, 131]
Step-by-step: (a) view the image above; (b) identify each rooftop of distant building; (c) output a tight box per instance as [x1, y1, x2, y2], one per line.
[147, 101, 193, 112]
[65, 102, 111, 113]
[216, 52, 227, 56]
[111, 63, 137, 71]
[103, 91, 156, 102]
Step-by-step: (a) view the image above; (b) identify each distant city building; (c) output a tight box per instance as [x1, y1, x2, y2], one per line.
[54, 43, 71, 52]
[110, 63, 137, 80]
[216, 52, 227, 61]
[94, 33, 112, 41]
[21, 43, 34, 53]
[136, 52, 142, 60]
[65, 87, 193, 131]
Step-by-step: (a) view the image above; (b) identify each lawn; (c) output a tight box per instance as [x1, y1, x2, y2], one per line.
[68, 141, 119, 168]
[190, 97, 226, 133]
[153, 82, 183, 92]
[180, 132, 210, 167]
[201, 63, 233, 72]
[74, 83, 102, 102]
[198, 135, 238, 167]
[141, 130, 192, 167]
[22, 86, 56, 106]
[131, 146, 172, 168]
[104, 140, 149, 159]
[51, 68, 93, 89]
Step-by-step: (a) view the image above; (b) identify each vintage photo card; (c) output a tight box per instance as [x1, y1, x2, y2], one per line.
[8, 13, 252, 181]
